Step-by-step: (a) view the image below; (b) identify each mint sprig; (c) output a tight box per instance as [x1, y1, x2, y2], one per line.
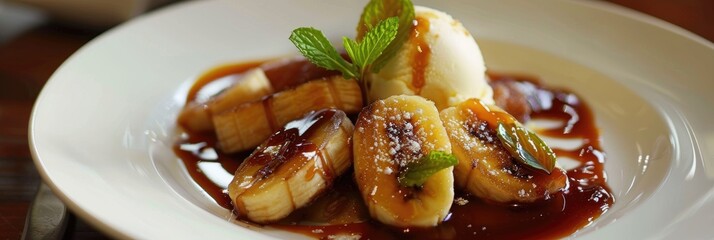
[289, 18, 399, 81]
[344, 17, 399, 78]
[357, 0, 415, 72]
[289, 27, 358, 79]
[289, 0, 414, 81]
[398, 151, 458, 187]
[496, 122, 557, 174]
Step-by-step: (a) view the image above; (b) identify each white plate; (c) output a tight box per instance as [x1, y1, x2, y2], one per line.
[30, 0, 714, 239]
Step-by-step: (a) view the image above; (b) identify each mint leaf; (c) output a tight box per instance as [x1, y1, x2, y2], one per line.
[357, 0, 415, 72]
[398, 151, 458, 187]
[496, 122, 557, 174]
[289, 27, 358, 79]
[344, 17, 399, 76]
[289, 2, 406, 89]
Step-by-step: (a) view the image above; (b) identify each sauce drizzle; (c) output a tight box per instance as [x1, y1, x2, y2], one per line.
[410, 17, 431, 94]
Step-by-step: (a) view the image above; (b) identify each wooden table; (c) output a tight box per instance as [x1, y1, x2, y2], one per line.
[0, 1, 712, 239]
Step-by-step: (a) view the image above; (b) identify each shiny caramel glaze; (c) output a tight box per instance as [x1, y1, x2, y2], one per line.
[410, 17, 431, 94]
[352, 96, 454, 227]
[185, 58, 337, 107]
[442, 98, 568, 203]
[231, 110, 337, 196]
[174, 59, 613, 239]
[228, 109, 354, 223]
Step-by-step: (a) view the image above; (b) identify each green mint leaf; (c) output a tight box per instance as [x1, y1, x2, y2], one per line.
[398, 151, 458, 187]
[289, 27, 358, 79]
[496, 122, 557, 174]
[357, 0, 415, 72]
[345, 17, 399, 75]
[343, 36, 360, 68]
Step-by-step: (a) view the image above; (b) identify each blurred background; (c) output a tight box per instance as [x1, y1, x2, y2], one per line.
[0, 0, 712, 239]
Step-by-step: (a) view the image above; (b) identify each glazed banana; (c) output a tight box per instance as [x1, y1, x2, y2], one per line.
[353, 95, 454, 227]
[440, 98, 567, 203]
[213, 76, 363, 153]
[178, 68, 274, 133]
[228, 109, 354, 223]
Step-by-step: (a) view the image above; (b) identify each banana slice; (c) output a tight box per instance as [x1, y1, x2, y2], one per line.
[228, 109, 354, 223]
[178, 68, 273, 133]
[353, 95, 454, 227]
[440, 98, 567, 203]
[213, 76, 362, 153]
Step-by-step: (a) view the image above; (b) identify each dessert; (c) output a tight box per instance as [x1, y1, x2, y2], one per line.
[173, 0, 613, 238]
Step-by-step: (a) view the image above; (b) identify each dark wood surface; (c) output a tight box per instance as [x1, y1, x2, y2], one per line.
[0, 1, 712, 239]
[0, 24, 104, 239]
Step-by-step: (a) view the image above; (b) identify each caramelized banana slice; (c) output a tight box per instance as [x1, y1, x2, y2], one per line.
[228, 109, 354, 223]
[178, 68, 273, 133]
[440, 98, 567, 203]
[353, 95, 454, 227]
[213, 76, 362, 153]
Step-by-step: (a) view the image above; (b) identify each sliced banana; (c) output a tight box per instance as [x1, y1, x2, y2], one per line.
[353, 95, 454, 227]
[228, 109, 354, 223]
[440, 98, 567, 203]
[178, 68, 273, 133]
[213, 76, 363, 153]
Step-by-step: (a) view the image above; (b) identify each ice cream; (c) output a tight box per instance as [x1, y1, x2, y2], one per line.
[367, 6, 493, 110]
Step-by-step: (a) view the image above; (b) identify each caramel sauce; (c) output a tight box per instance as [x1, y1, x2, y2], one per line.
[185, 59, 337, 105]
[410, 17, 431, 94]
[262, 96, 278, 132]
[234, 110, 339, 203]
[173, 132, 241, 209]
[459, 97, 517, 128]
[186, 61, 263, 103]
[174, 59, 614, 239]
[459, 110, 567, 189]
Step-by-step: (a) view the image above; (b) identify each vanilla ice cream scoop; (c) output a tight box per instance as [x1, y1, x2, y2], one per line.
[367, 6, 493, 110]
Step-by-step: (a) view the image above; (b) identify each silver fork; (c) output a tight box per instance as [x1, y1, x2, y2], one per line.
[21, 183, 69, 240]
